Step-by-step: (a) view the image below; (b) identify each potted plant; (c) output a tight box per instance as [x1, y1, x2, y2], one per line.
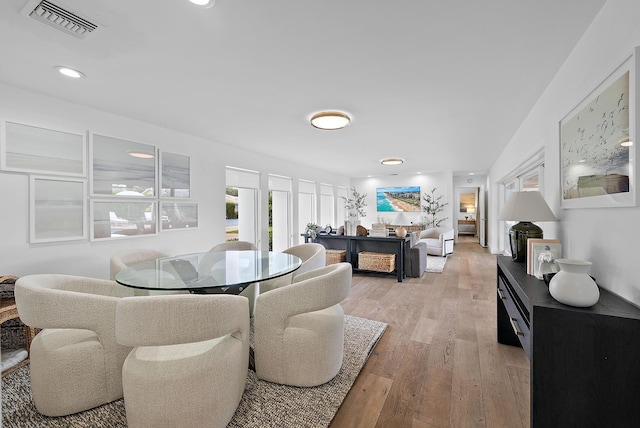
[421, 187, 448, 228]
[305, 223, 319, 241]
[342, 187, 367, 235]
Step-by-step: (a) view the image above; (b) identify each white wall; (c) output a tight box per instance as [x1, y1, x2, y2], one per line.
[350, 171, 454, 229]
[489, 0, 640, 305]
[0, 83, 349, 280]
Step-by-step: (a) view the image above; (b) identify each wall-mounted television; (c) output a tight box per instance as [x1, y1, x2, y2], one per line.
[376, 186, 421, 212]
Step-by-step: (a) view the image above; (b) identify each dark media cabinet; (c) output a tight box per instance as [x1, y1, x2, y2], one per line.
[497, 256, 640, 427]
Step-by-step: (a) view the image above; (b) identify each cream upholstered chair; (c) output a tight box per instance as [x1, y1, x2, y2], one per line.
[14, 274, 135, 416]
[208, 240, 259, 315]
[254, 262, 352, 387]
[208, 240, 256, 252]
[116, 294, 249, 428]
[417, 227, 454, 257]
[110, 249, 188, 296]
[259, 243, 326, 294]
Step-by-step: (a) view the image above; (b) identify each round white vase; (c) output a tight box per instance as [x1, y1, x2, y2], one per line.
[548, 259, 599, 307]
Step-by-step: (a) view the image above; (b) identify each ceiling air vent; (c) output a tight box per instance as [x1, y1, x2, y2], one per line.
[24, 0, 99, 39]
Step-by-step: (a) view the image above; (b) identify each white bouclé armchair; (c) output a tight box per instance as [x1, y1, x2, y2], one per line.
[253, 262, 351, 387]
[418, 227, 454, 256]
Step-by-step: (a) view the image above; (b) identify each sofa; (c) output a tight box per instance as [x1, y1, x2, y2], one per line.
[417, 227, 454, 257]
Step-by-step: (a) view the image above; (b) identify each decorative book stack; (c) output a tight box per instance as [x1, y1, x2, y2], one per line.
[369, 223, 388, 237]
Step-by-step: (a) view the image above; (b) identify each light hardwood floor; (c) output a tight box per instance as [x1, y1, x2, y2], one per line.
[331, 237, 530, 428]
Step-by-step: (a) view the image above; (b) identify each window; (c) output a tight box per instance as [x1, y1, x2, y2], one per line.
[298, 180, 316, 244]
[320, 184, 335, 228]
[269, 175, 292, 252]
[226, 167, 259, 246]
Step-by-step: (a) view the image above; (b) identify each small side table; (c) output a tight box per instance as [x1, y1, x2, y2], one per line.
[1, 297, 38, 356]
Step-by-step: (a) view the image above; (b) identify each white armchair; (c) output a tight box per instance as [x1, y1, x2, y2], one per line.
[110, 249, 188, 296]
[14, 274, 135, 416]
[259, 243, 326, 294]
[116, 294, 249, 428]
[253, 262, 351, 387]
[418, 227, 454, 256]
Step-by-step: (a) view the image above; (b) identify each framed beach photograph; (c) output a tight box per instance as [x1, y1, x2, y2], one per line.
[376, 186, 421, 212]
[560, 47, 639, 209]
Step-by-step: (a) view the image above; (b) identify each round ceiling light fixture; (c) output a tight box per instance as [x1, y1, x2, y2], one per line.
[380, 157, 404, 166]
[189, 0, 215, 8]
[310, 111, 351, 130]
[54, 66, 85, 79]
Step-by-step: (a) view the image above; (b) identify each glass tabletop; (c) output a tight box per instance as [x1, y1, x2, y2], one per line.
[114, 250, 302, 294]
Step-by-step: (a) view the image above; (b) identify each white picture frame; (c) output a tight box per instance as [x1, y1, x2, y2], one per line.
[91, 200, 157, 240]
[90, 133, 156, 197]
[2, 120, 86, 177]
[160, 202, 198, 231]
[160, 152, 190, 198]
[531, 242, 562, 280]
[30, 176, 86, 243]
[560, 47, 639, 209]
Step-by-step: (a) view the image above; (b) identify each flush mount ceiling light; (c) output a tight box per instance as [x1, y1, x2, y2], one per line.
[310, 111, 351, 130]
[189, 0, 215, 8]
[54, 66, 85, 79]
[380, 157, 404, 166]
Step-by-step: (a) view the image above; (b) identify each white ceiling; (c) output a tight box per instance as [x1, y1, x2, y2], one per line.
[0, 0, 606, 178]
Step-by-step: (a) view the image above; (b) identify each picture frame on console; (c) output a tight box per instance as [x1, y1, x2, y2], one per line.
[559, 47, 639, 209]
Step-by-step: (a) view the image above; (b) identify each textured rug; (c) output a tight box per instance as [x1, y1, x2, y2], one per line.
[2, 315, 386, 428]
[425, 255, 448, 273]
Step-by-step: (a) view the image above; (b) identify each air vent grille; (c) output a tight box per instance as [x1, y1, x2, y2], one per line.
[28, 0, 98, 39]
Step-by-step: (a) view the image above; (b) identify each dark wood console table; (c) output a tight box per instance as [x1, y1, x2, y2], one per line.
[308, 234, 410, 282]
[497, 256, 640, 427]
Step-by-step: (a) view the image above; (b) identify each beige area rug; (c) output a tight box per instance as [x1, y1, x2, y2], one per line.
[425, 255, 448, 273]
[2, 315, 387, 428]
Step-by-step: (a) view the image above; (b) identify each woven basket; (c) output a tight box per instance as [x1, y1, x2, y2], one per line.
[358, 252, 395, 273]
[326, 249, 347, 265]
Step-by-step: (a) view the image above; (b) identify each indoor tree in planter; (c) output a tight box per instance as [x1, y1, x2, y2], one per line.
[421, 187, 448, 227]
[342, 187, 367, 235]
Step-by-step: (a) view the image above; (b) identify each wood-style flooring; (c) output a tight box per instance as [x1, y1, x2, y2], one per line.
[331, 236, 530, 428]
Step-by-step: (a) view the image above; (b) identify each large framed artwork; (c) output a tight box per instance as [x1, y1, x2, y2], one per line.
[376, 186, 421, 212]
[1, 121, 86, 176]
[560, 47, 639, 209]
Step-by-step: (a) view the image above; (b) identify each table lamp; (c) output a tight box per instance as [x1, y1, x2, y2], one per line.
[497, 191, 556, 262]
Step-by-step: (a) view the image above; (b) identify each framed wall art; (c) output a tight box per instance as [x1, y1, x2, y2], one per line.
[30, 176, 86, 243]
[160, 152, 190, 198]
[2, 121, 86, 176]
[376, 186, 421, 212]
[91, 133, 156, 197]
[91, 200, 157, 240]
[560, 47, 639, 209]
[160, 202, 198, 230]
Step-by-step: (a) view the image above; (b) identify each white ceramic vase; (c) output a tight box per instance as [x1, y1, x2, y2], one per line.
[548, 259, 599, 307]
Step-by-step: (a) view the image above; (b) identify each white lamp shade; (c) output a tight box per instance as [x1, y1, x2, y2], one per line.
[497, 191, 557, 222]
[393, 212, 410, 225]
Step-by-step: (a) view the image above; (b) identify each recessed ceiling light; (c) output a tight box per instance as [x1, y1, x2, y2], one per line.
[380, 158, 404, 166]
[310, 111, 351, 130]
[189, 0, 215, 8]
[55, 66, 85, 79]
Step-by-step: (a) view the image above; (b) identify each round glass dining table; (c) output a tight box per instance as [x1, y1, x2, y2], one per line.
[115, 250, 302, 294]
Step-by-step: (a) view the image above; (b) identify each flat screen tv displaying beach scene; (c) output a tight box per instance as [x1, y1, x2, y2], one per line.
[376, 186, 421, 212]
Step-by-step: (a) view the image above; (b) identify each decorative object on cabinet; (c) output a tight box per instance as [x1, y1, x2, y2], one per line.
[394, 226, 407, 238]
[497, 191, 557, 262]
[560, 47, 638, 209]
[526, 238, 560, 276]
[421, 187, 448, 227]
[376, 186, 421, 212]
[548, 259, 600, 307]
[356, 225, 368, 236]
